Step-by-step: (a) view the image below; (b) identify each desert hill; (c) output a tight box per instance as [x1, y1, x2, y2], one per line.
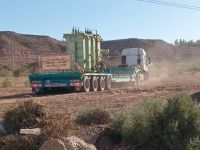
[0, 31, 65, 66]
[102, 38, 200, 63]
[0, 31, 199, 67]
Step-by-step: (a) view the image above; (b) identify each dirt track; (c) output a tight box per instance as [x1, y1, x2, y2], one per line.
[0, 72, 200, 117]
[0, 62, 200, 116]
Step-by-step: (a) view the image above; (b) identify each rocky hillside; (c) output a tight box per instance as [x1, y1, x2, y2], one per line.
[0, 31, 199, 67]
[0, 31, 65, 55]
[102, 38, 200, 63]
[0, 31, 65, 66]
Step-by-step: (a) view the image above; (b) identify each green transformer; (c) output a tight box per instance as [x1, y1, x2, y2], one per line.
[63, 28, 104, 72]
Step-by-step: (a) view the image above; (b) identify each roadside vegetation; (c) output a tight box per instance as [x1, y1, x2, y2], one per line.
[0, 65, 11, 77]
[0, 65, 29, 78]
[2, 78, 11, 87]
[174, 38, 200, 46]
[1, 93, 200, 150]
[109, 93, 200, 150]
[0, 64, 31, 88]
[0, 100, 76, 150]
[75, 107, 112, 125]
[12, 68, 28, 77]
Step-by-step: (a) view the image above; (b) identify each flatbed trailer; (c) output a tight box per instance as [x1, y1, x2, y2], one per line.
[29, 66, 141, 95]
[29, 71, 112, 94]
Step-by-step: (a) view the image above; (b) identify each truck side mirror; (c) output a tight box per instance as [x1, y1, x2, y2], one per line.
[146, 57, 151, 65]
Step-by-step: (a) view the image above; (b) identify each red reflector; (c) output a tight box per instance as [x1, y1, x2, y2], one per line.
[32, 84, 41, 88]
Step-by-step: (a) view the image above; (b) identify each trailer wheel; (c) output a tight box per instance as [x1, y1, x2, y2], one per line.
[99, 76, 105, 91]
[91, 76, 98, 92]
[105, 76, 112, 90]
[83, 76, 90, 92]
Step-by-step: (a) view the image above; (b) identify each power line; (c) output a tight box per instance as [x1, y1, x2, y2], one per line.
[138, 0, 200, 10]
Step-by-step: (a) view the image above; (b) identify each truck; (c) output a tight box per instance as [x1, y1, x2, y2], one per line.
[29, 28, 151, 95]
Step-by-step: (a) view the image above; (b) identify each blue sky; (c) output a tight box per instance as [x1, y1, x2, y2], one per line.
[0, 0, 200, 43]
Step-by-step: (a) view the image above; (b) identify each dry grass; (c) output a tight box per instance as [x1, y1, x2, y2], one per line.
[0, 103, 15, 119]
[75, 107, 112, 125]
[0, 77, 28, 88]
[0, 100, 77, 150]
[3, 100, 46, 133]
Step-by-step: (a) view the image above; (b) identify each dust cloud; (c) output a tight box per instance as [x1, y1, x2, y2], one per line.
[145, 59, 200, 87]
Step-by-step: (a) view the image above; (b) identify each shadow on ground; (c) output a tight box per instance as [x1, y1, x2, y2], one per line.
[0, 89, 81, 100]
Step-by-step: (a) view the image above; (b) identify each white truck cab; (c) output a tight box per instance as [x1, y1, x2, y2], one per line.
[121, 48, 150, 72]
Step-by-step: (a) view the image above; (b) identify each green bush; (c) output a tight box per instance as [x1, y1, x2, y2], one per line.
[122, 99, 164, 149]
[75, 107, 112, 125]
[13, 68, 27, 77]
[151, 93, 200, 150]
[106, 93, 200, 150]
[2, 78, 11, 87]
[109, 112, 127, 143]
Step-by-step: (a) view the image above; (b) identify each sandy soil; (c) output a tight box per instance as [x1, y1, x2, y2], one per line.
[0, 60, 200, 117]
[0, 71, 200, 117]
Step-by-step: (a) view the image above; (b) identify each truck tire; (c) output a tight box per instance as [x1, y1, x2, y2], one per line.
[105, 76, 112, 90]
[83, 76, 90, 92]
[91, 76, 98, 92]
[99, 76, 105, 91]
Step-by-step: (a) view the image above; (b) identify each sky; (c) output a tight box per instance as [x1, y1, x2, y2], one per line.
[0, 0, 200, 43]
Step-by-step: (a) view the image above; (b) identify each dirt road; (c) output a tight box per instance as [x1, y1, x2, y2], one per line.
[0, 72, 200, 117]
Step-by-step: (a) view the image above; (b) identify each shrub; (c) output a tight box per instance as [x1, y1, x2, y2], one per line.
[106, 93, 200, 150]
[151, 93, 200, 150]
[13, 68, 27, 77]
[2, 100, 76, 149]
[109, 112, 127, 143]
[3, 100, 46, 133]
[2, 78, 11, 87]
[3, 100, 76, 137]
[122, 99, 164, 149]
[75, 107, 112, 125]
